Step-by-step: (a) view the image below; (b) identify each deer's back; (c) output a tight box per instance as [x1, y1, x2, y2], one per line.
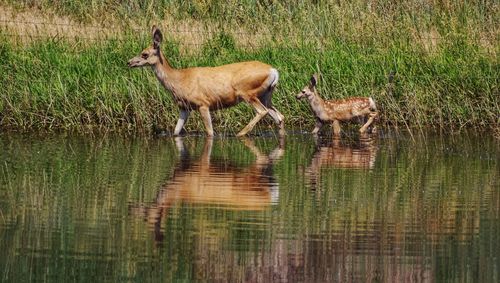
[175, 61, 275, 109]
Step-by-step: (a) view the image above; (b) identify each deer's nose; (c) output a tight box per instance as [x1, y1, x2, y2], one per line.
[127, 59, 136, 68]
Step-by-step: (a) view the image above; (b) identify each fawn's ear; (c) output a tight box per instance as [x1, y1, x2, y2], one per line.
[152, 25, 163, 49]
[310, 74, 318, 88]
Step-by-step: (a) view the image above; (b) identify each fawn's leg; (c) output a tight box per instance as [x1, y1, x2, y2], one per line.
[333, 120, 341, 136]
[359, 112, 378, 134]
[312, 119, 323, 135]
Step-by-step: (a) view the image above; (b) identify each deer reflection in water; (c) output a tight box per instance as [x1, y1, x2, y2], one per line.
[131, 136, 284, 242]
[305, 134, 378, 189]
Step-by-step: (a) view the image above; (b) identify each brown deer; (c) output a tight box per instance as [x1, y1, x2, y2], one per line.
[130, 136, 284, 242]
[128, 26, 285, 136]
[296, 74, 378, 135]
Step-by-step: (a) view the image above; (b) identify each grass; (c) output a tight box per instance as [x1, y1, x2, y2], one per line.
[0, 1, 498, 134]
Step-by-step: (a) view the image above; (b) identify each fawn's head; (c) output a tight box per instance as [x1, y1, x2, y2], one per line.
[128, 26, 164, 68]
[296, 74, 318, 99]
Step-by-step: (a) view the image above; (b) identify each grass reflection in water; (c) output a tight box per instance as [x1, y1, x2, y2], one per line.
[0, 132, 498, 282]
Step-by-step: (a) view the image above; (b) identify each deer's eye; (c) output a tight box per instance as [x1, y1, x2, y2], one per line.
[141, 53, 148, 59]
[302, 90, 306, 94]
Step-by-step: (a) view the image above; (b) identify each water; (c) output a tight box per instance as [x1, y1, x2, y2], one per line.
[0, 131, 498, 282]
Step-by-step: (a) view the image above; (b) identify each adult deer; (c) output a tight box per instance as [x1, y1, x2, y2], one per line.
[296, 74, 378, 135]
[128, 26, 285, 136]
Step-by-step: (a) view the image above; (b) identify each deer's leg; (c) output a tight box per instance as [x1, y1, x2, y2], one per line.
[267, 107, 286, 136]
[333, 120, 341, 136]
[359, 112, 378, 134]
[173, 109, 190, 136]
[237, 99, 268, 137]
[259, 88, 285, 136]
[198, 106, 214, 136]
[267, 107, 285, 122]
[312, 119, 323, 135]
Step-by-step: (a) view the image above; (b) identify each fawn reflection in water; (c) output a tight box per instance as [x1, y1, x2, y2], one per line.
[305, 134, 378, 189]
[131, 136, 284, 242]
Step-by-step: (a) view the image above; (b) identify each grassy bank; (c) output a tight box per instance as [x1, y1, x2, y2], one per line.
[0, 1, 498, 134]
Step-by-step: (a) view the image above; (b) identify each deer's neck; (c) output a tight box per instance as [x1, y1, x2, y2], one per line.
[308, 93, 329, 120]
[152, 51, 179, 95]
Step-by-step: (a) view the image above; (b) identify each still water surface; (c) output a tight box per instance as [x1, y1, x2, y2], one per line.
[0, 131, 498, 282]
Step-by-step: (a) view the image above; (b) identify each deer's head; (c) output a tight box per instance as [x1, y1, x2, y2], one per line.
[296, 74, 318, 99]
[127, 26, 164, 68]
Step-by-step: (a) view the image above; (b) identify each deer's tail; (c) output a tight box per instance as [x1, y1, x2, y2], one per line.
[368, 97, 377, 111]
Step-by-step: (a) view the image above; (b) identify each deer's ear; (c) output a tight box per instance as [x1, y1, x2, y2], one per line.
[310, 74, 318, 88]
[152, 26, 163, 49]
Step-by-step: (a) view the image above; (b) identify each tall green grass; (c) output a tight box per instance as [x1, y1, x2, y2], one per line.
[0, 1, 498, 133]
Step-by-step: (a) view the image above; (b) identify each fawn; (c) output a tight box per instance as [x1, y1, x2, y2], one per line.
[296, 74, 378, 135]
